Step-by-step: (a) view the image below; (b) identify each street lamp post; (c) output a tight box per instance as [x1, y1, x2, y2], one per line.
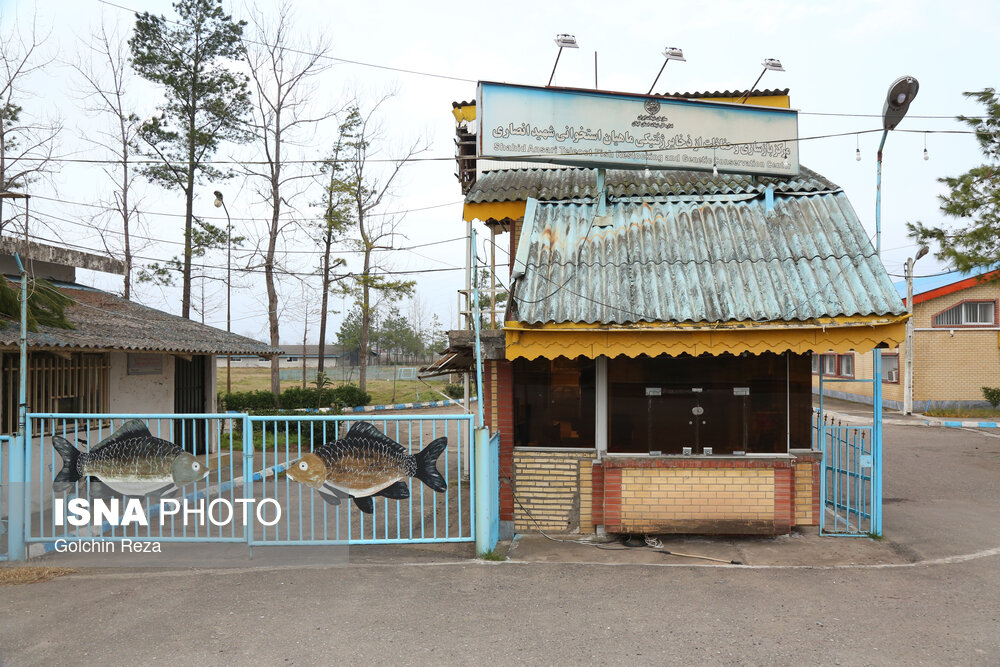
[875, 76, 919, 257]
[213, 190, 232, 394]
[904, 245, 929, 415]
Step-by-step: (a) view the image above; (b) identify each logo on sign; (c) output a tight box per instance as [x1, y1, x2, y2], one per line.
[643, 98, 661, 116]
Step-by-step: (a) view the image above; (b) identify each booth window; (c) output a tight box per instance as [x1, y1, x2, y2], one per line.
[838, 353, 854, 378]
[513, 356, 595, 448]
[607, 353, 810, 455]
[1, 352, 110, 434]
[881, 354, 900, 384]
[932, 300, 996, 327]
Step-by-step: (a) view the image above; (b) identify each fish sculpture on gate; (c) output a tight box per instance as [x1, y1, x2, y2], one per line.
[286, 421, 447, 514]
[51, 419, 210, 498]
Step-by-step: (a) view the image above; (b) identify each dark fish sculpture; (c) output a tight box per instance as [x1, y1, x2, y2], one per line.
[286, 421, 447, 514]
[51, 419, 210, 497]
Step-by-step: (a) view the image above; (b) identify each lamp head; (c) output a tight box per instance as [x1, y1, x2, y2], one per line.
[554, 34, 578, 49]
[762, 58, 784, 72]
[882, 76, 919, 130]
[213, 190, 223, 208]
[915, 245, 929, 261]
[662, 47, 685, 62]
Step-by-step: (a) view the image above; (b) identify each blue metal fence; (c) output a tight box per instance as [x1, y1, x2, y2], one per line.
[14, 411, 477, 557]
[814, 413, 875, 535]
[816, 348, 884, 537]
[0, 435, 9, 561]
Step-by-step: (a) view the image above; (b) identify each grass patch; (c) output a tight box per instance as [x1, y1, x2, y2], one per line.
[0, 566, 77, 586]
[478, 549, 506, 561]
[923, 408, 1000, 419]
[218, 367, 452, 406]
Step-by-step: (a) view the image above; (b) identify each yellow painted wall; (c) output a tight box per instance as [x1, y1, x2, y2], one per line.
[619, 468, 774, 530]
[512, 450, 595, 533]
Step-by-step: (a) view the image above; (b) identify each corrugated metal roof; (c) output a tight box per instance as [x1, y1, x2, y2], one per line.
[467, 166, 837, 204]
[0, 282, 280, 356]
[511, 193, 905, 325]
[892, 264, 1000, 299]
[666, 88, 790, 99]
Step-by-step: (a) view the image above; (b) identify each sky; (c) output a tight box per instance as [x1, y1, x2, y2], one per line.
[2, 0, 998, 345]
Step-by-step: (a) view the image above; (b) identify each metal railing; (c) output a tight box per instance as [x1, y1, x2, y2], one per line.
[17, 411, 478, 556]
[813, 412, 876, 536]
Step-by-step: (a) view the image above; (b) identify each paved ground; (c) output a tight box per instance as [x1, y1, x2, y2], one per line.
[1, 417, 999, 665]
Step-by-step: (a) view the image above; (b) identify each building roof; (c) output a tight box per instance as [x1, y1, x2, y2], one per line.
[274, 344, 344, 357]
[467, 166, 837, 204]
[893, 265, 1000, 304]
[0, 281, 280, 356]
[509, 170, 905, 326]
[666, 88, 790, 99]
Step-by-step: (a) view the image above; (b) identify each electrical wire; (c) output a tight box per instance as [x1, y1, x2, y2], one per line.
[10, 127, 982, 168]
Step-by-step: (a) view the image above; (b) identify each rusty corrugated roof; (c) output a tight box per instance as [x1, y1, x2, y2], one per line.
[0, 282, 280, 356]
[511, 190, 904, 325]
[467, 166, 837, 204]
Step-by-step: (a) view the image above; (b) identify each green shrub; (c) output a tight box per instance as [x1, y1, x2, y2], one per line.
[219, 389, 277, 412]
[444, 383, 464, 399]
[331, 384, 370, 408]
[981, 386, 1000, 409]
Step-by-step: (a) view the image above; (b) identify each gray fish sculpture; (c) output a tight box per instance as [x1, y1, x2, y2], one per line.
[286, 421, 447, 514]
[52, 419, 210, 497]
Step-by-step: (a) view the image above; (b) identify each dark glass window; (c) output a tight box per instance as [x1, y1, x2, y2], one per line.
[513, 356, 596, 448]
[607, 353, 810, 455]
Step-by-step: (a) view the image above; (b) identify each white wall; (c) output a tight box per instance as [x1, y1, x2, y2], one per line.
[108, 352, 174, 414]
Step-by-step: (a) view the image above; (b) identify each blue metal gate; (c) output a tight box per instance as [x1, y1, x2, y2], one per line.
[8, 411, 482, 559]
[816, 349, 884, 536]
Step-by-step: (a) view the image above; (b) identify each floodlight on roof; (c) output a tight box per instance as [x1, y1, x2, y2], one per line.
[647, 46, 686, 95]
[554, 34, 579, 48]
[737, 57, 786, 103]
[548, 34, 580, 86]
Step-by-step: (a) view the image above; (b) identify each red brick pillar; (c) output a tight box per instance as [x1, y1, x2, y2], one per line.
[774, 466, 793, 534]
[496, 360, 515, 521]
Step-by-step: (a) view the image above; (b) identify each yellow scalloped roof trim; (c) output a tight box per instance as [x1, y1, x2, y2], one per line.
[504, 318, 906, 360]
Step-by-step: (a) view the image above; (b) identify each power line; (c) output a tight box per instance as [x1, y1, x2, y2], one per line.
[94, 0, 477, 83]
[11, 127, 982, 169]
[29, 192, 463, 221]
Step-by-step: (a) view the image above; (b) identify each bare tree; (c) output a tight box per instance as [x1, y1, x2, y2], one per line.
[0, 10, 61, 233]
[71, 19, 143, 299]
[241, 2, 336, 401]
[329, 102, 428, 393]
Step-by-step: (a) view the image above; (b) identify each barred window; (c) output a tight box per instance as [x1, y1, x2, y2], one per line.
[1, 352, 111, 434]
[933, 301, 995, 327]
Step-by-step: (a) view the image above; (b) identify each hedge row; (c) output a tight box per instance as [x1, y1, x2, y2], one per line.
[219, 384, 371, 412]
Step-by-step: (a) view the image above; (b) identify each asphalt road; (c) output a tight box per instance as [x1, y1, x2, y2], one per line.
[1, 423, 998, 666]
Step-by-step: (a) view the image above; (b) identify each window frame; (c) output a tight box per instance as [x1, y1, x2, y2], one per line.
[880, 353, 900, 384]
[931, 299, 998, 328]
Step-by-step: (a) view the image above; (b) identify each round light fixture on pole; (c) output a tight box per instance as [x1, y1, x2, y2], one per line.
[548, 34, 579, 87]
[874, 75, 919, 257]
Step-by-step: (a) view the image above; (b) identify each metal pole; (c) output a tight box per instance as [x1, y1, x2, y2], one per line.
[547, 46, 564, 87]
[9, 250, 27, 561]
[472, 227, 484, 429]
[904, 256, 915, 414]
[875, 129, 888, 258]
[223, 199, 232, 395]
[490, 226, 496, 329]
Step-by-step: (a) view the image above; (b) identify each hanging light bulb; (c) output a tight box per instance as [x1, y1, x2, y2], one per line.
[644, 163, 651, 178]
[712, 149, 718, 177]
[923, 133, 929, 160]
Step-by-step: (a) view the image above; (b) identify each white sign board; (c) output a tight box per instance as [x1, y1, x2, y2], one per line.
[477, 82, 799, 177]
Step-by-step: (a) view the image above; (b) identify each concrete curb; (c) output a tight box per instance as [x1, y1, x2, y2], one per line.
[821, 410, 1000, 429]
[340, 397, 478, 413]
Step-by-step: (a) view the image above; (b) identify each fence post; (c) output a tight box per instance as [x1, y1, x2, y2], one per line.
[242, 413, 254, 557]
[7, 433, 25, 561]
[474, 427, 496, 554]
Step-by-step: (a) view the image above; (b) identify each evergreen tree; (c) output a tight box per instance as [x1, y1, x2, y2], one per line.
[129, 0, 252, 318]
[909, 89, 1000, 275]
